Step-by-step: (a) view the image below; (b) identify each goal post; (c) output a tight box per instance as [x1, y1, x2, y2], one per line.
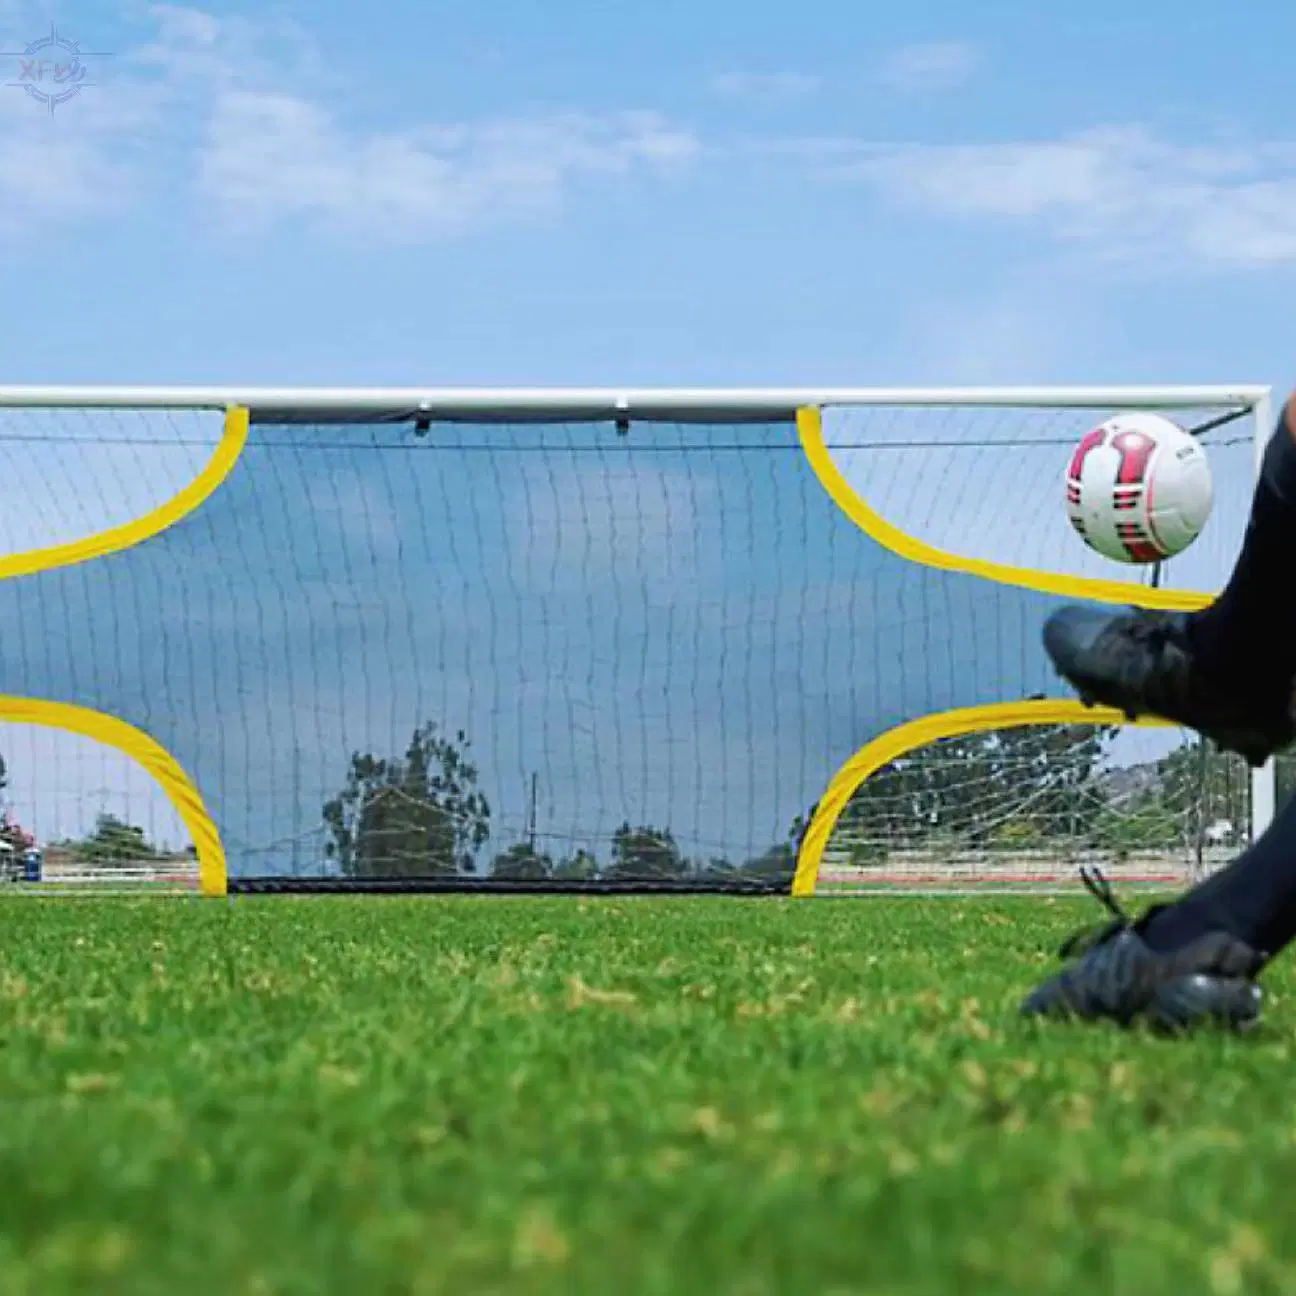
[0, 384, 1272, 898]
[1249, 388, 1278, 845]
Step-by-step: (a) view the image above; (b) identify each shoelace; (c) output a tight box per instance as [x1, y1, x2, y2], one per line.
[1056, 865, 1133, 959]
[1056, 864, 1269, 981]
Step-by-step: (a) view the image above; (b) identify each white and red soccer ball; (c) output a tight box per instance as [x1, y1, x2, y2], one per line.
[1065, 412, 1213, 564]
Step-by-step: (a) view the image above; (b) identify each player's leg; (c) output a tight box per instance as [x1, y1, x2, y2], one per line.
[1018, 810, 1296, 1035]
[1023, 395, 1296, 1030]
[1187, 390, 1296, 696]
[1042, 391, 1296, 766]
[1142, 787, 1296, 963]
[1018, 786, 1296, 1031]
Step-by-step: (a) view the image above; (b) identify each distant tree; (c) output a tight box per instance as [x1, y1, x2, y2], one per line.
[553, 849, 599, 881]
[67, 813, 159, 866]
[693, 856, 738, 882]
[492, 842, 552, 881]
[605, 822, 685, 880]
[1094, 796, 1183, 855]
[743, 841, 796, 882]
[1080, 736, 1252, 857]
[1083, 736, 1251, 857]
[988, 723, 1115, 843]
[787, 803, 816, 852]
[839, 722, 1117, 857]
[323, 722, 490, 879]
[1155, 738, 1248, 842]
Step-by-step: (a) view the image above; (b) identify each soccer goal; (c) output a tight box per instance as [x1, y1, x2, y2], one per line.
[0, 384, 1274, 898]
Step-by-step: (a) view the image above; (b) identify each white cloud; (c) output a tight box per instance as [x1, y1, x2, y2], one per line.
[144, 4, 700, 241]
[130, 4, 327, 98]
[0, 113, 127, 232]
[804, 125, 1296, 266]
[710, 71, 820, 99]
[0, 73, 160, 235]
[0, 7, 166, 234]
[0, 6, 700, 242]
[10, 6, 1296, 271]
[878, 42, 978, 93]
[198, 94, 699, 241]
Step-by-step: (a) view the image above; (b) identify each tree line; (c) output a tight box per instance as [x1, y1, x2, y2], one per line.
[837, 721, 1296, 862]
[321, 721, 803, 883]
[0, 752, 183, 866]
[321, 715, 1260, 880]
[5, 715, 1289, 877]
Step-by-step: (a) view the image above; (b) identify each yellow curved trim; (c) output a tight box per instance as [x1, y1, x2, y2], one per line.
[0, 406, 250, 581]
[0, 405, 247, 897]
[0, 695, 226, 896]
[791, 698, 1172, 896]
[796, 406, 1212, 612]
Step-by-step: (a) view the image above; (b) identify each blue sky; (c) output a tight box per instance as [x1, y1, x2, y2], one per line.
[1, 0, 1295, 391]
[0, 0, 1287, 855]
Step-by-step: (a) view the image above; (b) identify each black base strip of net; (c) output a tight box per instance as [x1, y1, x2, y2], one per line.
[227, 875, 792, 897]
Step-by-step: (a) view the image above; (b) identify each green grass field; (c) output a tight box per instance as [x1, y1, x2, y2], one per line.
[1, 894, 1293, 1295]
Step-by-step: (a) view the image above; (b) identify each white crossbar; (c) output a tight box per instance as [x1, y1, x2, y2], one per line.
[0, 384, 1271, 421]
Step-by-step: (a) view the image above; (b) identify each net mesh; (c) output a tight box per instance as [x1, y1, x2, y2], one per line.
[0, 398, 1260, 893]
[821, 403, 1252, 588]
[811, 401, 1258, 892]
[817, 724, 1255, 895]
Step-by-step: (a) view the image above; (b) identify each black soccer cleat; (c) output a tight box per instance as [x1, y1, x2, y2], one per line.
[1150, 973, 1263, 1035]
[1043, 604, 1296, 767]
[1019, 868, 1264, 1034]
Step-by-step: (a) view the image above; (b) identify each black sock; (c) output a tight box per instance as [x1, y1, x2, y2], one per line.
[1142, 789, 1296, 960]
[1187, 410, 1296, 703]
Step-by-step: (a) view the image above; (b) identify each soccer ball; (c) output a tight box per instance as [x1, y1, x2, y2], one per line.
[1065, 412, 1213, 564]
